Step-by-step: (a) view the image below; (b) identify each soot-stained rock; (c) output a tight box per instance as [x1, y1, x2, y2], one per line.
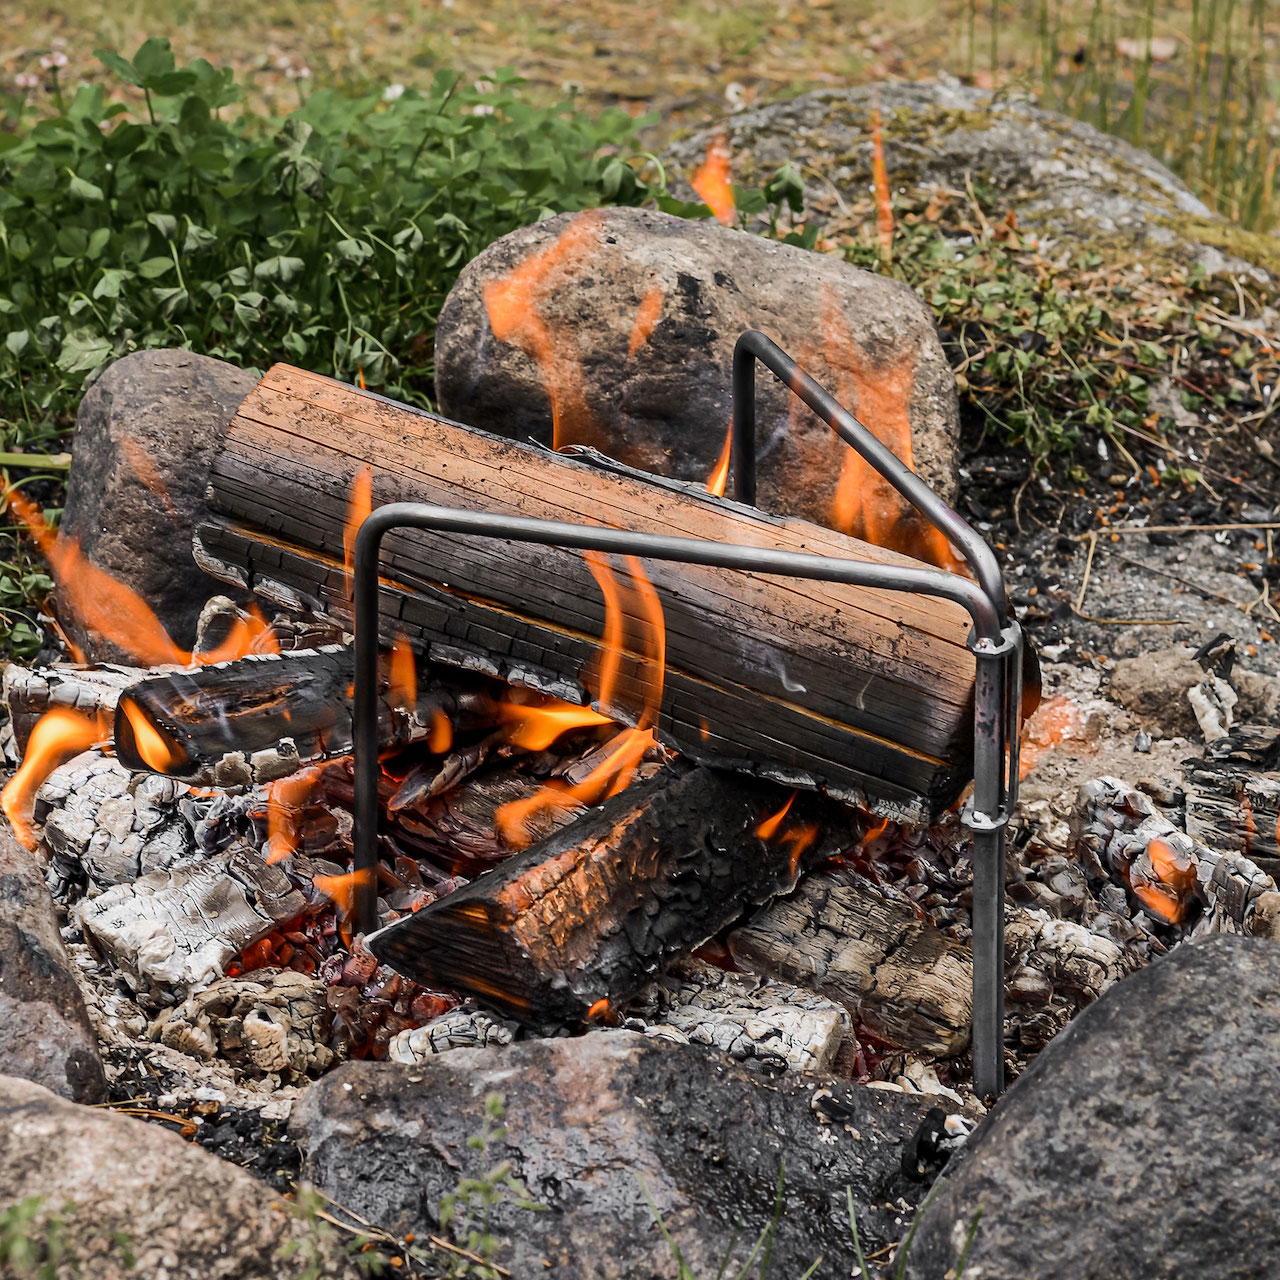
[667, 80, 1277, 281]
[435, 206, 959, 533]
[0, 1073, 357, 1280]
[904, 936, 1280, 1280]
[61, 349, 254, 660]
[294, 1030, 941, 1279]
[0, 824, 105, 1103]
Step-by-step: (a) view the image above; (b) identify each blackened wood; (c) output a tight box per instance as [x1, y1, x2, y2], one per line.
[366, 765, 853, 1024]
[113, 646, 497, 788]
[197, 364, 991, 823]
[729, 875, 973, 1056]
[1185, 725, 1280, 861]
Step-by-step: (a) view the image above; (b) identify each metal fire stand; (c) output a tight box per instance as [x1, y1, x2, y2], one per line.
[351, 330, 1022, 1098]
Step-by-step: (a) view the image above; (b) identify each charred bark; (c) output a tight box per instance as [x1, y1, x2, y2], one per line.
[1184, 725, 1280, 863]
[367, 764, 855, 1024]
[193, 363, 1017, 823]
[113, 646, 497, 788]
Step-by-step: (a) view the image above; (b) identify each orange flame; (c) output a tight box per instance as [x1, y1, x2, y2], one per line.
[483, 211, 604, 451]
[1132, 882, 1185, 925]
[706, 423, 732, 498]
[7, 490, 278, 669]
[1018, 695, 1084, 780]
[1, 708, 107, 848]
[499, 696, 614, 751]
[119, 433, 178, 521]
[756, 792, 796, 840]
[871, 105, 894, 263]
[584, 549, 627, 712]
[818, 288, 960, 570]
[388, 631, 417, 711]
[427, 707, 453, 754]
[8, 490, 187, 667]
[628, 286, 664, 357]
[120, 699, 183, 774]
[343, 466, 373, 597]
[781, 822, 819, 877]
[266, 765, 325, 864]
[692, 134, 735, 226]
[313, 867, 376, 945]
[1146, 837, 1197, 897]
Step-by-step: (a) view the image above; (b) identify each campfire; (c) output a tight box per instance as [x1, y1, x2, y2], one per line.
[5, 236, 1272, 1127]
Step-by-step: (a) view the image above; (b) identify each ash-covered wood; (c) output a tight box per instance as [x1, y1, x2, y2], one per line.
[621, 959, 849, 1073]
[1072, 775, 1280, 937]
[368, 765, 852, 1024]
[114, 645, 497, 787]
[76, 841, 306, 999]
[728, 874, 973, 1057]
[1184, 725, 1280, 862]
[194, 363, 1011, 823]
[387, 1006, 518, 1062]
[151, 968, 334, 1081]
[4, 662, 144, 753]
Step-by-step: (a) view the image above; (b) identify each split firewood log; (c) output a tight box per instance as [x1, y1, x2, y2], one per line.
[368, 764, 855, 1024]
[76, 841, 306, 1001]
[728, 875, 973, 1057]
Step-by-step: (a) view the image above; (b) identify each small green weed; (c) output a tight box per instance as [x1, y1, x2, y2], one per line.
[0, 1196, 136, 1278]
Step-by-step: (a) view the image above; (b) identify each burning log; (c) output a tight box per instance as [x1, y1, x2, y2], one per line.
[367, 764, 851, 1023]
[1184, 725, 1280, 863]
[728, 875, 973, 1057]
[76, 841, 307, 999]
[113, 646, 496, 788]
[194, 364, 1006, 824]
[4, 662, 144, 754]
[620, 959, 850, 1074]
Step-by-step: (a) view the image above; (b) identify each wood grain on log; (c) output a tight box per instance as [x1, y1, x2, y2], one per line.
[196, 364, 989, 823]
[728, 875, 973, 1057]
[367, 764, 851, 1023]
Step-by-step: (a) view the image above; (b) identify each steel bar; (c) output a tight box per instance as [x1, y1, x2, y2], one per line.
[352, 334, 1021, 1096]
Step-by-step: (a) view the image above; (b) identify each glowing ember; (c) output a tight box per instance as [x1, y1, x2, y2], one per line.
[1018, 695, 1086, 780]
[483, 210, 604, 451]
[691, 134, 735, 226]
[1, 708, 107, 848]
[313, 867, 376, 945]
[628, 286, 665, 357]
[705, 423, 732, 498]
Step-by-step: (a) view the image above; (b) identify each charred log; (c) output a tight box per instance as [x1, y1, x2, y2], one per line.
[1184, 725, 1280, 863]
[728, 875, 973, 1057]
[4, 662, 144, 754]
[193, 364, 1033, 823]
[367, 764, 854, 1024]
[113, 645, 497, 788]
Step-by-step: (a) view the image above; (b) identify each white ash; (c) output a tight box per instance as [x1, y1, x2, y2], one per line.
[388, 1006, 518, 1062]
[151, 968, 334, 1082]
[1187, 672, 1238, 742]
[2, 661, 146, 757]
[620, 959, 849, 1074]
[76, 841, 306, 1002]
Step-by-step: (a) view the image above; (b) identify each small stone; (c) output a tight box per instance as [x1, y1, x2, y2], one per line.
[1133, 729, 1152, 753]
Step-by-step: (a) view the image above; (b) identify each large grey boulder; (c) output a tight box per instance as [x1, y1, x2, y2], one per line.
[294, 1030, 942, 1279]
[0, 1073, 357, 1280]
[0, 824, 105, 1103]
[668, 80, 1276, 279]
[904, 935, 1280, 1280]
[435, 206, 960, 531]
[61, 349, 254, 661]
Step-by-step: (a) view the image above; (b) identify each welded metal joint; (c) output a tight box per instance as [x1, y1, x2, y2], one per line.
[351, 330, 1021, 1100]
